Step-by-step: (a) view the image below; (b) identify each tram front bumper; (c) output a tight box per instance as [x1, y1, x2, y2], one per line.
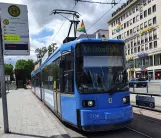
[80, 105, 133, 132]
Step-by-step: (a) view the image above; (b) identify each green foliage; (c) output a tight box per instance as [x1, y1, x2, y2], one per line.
[4, 63, 14, 80]
[48, 43, 58, 57]
[15, 59, 34, 80]
[35, 46, 47, 59]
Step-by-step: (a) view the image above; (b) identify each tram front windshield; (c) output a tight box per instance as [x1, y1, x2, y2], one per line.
[76, 42, 128, 93]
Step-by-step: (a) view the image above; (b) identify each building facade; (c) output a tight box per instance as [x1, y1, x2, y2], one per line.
[108, 0, 161, 80]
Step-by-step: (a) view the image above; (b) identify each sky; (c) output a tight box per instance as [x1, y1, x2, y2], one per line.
[2, 0, 127, 65]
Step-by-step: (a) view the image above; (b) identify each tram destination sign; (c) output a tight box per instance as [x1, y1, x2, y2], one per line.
[136, 95, 155, 108]
[0, 3, 29, 55]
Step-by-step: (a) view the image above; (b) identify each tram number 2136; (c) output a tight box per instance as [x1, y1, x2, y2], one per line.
[89, 114, 100, 119]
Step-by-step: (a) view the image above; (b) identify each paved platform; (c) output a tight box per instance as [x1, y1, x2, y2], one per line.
[133, 107, 161, 120]
[0, 89, 70, 138]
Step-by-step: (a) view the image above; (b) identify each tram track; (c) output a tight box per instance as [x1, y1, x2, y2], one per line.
[134, 112, 161, 124]
[126, 127, 153, 138]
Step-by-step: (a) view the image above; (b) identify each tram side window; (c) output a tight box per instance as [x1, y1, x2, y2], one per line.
[42, 67, 49, 89]
[35, 72, 40, 87]
[48, 64, 54, 90]
[42, 58, 60, 91]
[53, 58, 60, 91]
[62, 53, 74, 94]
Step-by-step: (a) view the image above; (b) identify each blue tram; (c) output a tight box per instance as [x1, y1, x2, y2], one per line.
[31, 38, 133, 132]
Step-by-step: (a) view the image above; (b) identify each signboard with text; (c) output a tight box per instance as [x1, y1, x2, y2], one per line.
[0, 3, 29, 55]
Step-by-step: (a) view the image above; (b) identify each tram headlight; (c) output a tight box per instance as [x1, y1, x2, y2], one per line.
[123, 96, 130, 104]
[88, 101, 94, 107]
[82, 100, 95, 107]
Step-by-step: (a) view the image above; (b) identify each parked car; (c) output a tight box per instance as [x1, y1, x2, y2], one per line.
[129, 78, 147, 87]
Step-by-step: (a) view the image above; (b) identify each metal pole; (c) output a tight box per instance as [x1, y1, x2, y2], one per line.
[0, 30, 9, 133]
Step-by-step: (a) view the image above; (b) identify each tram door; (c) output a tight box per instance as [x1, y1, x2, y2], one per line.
[53, 58, 62, 117]
[54, 80, 61, 117]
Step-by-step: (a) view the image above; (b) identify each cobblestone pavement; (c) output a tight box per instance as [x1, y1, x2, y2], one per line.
[0, 89, 70, 138]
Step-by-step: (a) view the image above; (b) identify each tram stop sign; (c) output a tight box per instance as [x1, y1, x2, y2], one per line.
[0, 3, 29, 55]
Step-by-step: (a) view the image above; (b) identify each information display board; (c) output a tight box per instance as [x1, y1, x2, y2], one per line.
[0, 3, 29, 55]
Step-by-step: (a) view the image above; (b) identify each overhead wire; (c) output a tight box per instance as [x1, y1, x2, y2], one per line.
[87, 0, 123, 31]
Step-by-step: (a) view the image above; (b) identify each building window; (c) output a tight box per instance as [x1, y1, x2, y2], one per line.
[141, 35, 144, 44]
[134, 37, 137, 46]
[131, 48, 133, 54]
[152, 5, 156, 12]
[144, 21, 147, 28]
[149, 31, 152, 41]
[134, 48, 137, 53]
[135, 58, 142, 68]
[129, 9, 132, 15]
[138, 46, 140, 52]
[141, 45, 144, 51]
[140, 23, 143, 29]
[130, 29, 133, 35]
[137, 36, 140, 45]
[148, 19, 152, 26]
[127, 30, 129, 36]
[124, 23, 126, 28]
[148, 0, 151, 3]
[124, 32, 126, 38]
[136, 6, 138, 11]
[133, 27, 136, 34]
[127, 21, 129, 27]
[153, 17, 157, 24]
[133, 17, 135, 23]
[154, 54, 161, 66]
[136, 15, 139, 22]
[145, 33, 148, 42]
[149, 56, 153, 66]
[149, 42, 153, 49]
[118, 35, 121, 39]
[131, 41, 133, 48]
[132, 7, 135, 13]
[153, 29, 157, 40]
[145, 44, 148, 50]
[126, 12, 129, 18]
[121, 24, 124, 30]
[128, 50, 130, 55]
[130, 19, 133, 25]
[140, 6, 143, 12]
[154, 41, 157, 48]
[140, 12, 143, 20]
[137, 25, 140, 32]
[143, 0, 146, 6]
[148, 8, 151, 15]
[144, 10, 147, 18]
[128, 42, 130, 48]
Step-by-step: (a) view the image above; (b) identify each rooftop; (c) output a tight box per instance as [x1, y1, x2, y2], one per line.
[108, 0, 138, 23]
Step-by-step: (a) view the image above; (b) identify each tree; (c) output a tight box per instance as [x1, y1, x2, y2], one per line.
[41, 47, 47, 56]
[35, 47, 48, 61]
[48, 43, 57, 57]
[15, 59, 34, 80]
[4, 63, 14, 81]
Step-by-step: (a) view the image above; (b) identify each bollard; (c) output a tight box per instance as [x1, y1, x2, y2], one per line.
[146, 81, 148, 93]
[133, 81, 135, 92]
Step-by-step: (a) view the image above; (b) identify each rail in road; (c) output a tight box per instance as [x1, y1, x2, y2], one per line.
[61, 113, 161, 138]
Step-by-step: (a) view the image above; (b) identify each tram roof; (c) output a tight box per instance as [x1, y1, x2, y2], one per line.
[32, 38, 124, 76]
